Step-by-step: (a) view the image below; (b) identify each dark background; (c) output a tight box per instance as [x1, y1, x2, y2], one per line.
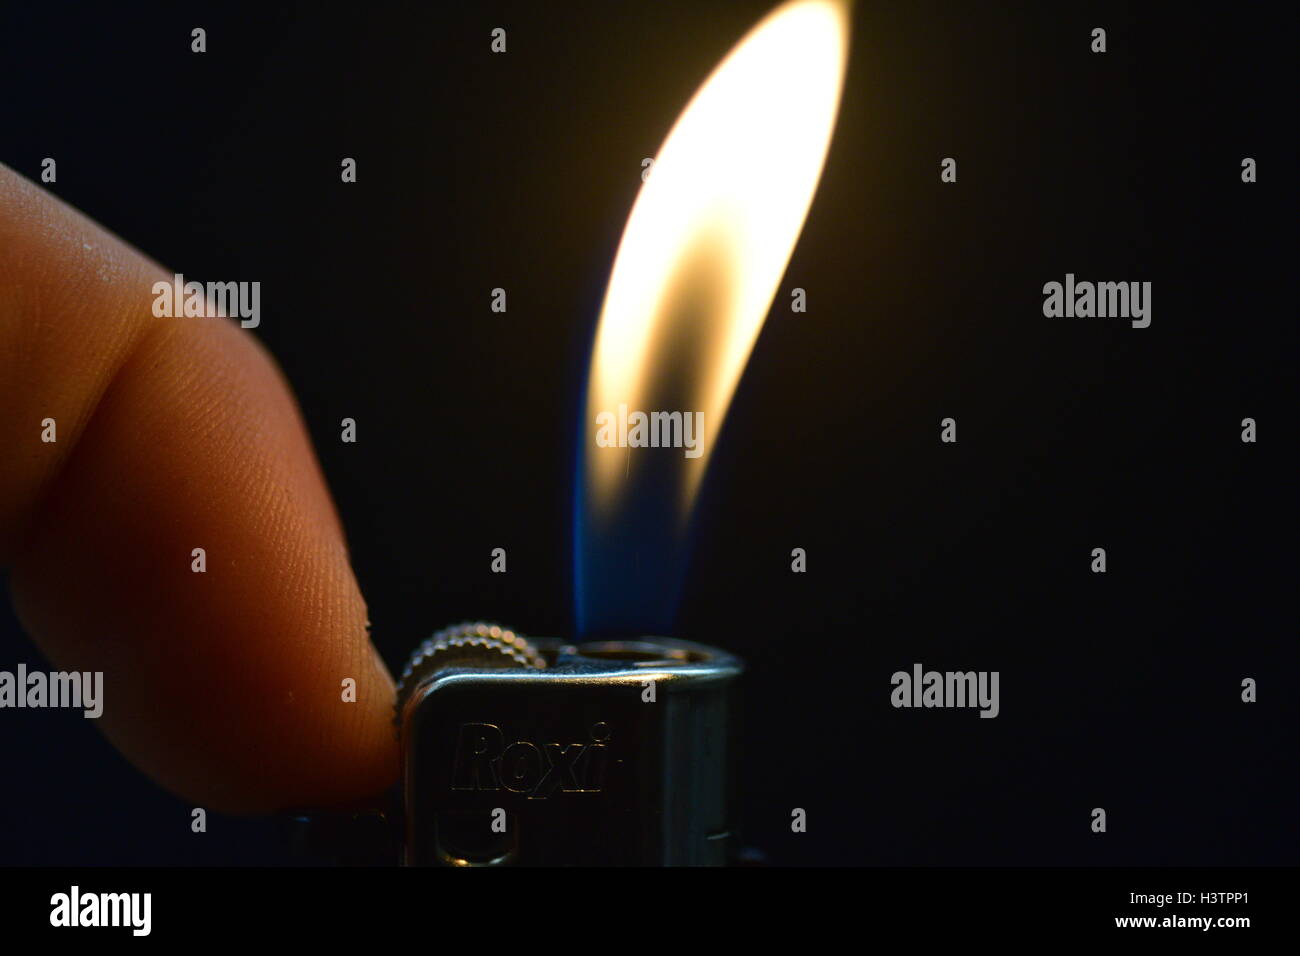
[0, 1, 1293, 865]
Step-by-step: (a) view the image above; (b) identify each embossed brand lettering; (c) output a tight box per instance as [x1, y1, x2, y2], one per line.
[451, 721, 611, 798]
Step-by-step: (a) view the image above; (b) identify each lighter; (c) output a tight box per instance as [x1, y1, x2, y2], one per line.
[288, 622, 744, 866]
[394, 622, 743, 866]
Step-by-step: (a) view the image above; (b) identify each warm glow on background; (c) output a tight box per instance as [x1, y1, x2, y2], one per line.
[585, 0, 851, 518]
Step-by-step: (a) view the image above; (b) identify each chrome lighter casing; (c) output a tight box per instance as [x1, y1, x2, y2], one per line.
[398, 636, 742, 866]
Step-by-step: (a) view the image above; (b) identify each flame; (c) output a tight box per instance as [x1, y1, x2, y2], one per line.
[585, 0, 850, 518]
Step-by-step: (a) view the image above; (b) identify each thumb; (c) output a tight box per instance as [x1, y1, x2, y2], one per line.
[0, 163, 399, 813]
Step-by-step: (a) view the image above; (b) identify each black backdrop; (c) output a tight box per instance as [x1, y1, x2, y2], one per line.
[0, 1, 1292, 865]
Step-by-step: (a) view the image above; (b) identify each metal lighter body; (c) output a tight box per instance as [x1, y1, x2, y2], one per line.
[397, 626, 742, 866]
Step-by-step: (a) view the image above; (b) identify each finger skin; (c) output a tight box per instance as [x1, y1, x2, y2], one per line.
[0, 164, 398, 813]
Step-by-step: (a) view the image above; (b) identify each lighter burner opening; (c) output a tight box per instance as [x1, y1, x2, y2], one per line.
[573, 640, 712, 666]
